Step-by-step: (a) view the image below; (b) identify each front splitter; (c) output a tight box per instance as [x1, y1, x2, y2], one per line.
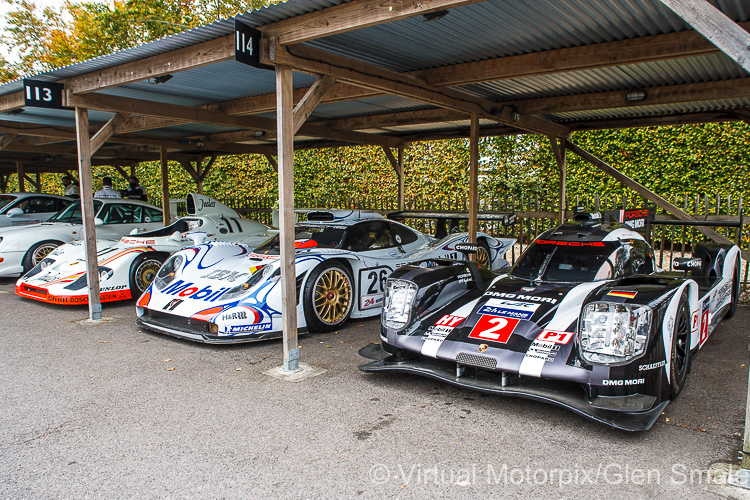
[358, 345, 667, 432]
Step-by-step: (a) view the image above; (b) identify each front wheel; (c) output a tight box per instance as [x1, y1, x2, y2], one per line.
[22, 240, 63, 273]
[303, 261, 354, 332]
[669, 293, 691, 398]
[476, 240, 491, 269]
[725, 260, 741, 319]
[129, 253, 167, 296]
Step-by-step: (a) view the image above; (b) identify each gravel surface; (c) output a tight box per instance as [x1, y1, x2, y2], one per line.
[1, 277, 749, 499]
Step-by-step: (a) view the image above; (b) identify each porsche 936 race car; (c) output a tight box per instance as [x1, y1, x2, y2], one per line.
[360, 210, 742, 431]
[16, 194, 273, 305]
[136, 210, 517, 343]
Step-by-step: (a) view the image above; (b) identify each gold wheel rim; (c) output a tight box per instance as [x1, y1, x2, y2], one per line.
[314, 269, 352, 324]
[33, 244, 58, 265]
[477, 246, 490, 268]
[135, 259, 163, 292]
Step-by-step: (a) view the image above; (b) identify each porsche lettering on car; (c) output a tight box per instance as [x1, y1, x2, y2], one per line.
[360, 210, 741, 431]
[16, 194, 273, 305]
[136, 210, 516, 343]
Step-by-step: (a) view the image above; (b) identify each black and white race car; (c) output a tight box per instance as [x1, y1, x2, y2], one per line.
[360, 211, 742, 431]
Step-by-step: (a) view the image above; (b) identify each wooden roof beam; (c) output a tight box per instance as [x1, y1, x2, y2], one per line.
[261, 0, 487, 45]
[264, 40, 569, 137]
[65, 91, 403, 148]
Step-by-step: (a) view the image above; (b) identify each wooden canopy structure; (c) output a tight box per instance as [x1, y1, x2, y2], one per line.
[0, 0, 749, 370]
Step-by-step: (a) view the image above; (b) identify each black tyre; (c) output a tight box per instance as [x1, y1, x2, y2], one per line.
[670, 293, 691, 398]
[22, 240, 63, 273]
[476, 240, 491, 269]
[129, 253, 167, 296]
[725, 259, 741, 319]
[303, 261, 354, 332]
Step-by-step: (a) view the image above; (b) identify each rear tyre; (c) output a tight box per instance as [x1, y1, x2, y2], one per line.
[725, 259, 741, 319]
[476, 240, 491, 269]
[22, 240, 63, 273]
[129, 253, 167, 296]
[669, 293, 691, 399]
[303, 261, 354, 332]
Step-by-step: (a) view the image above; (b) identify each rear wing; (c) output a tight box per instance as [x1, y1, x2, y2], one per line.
[387, 210, 517, 239]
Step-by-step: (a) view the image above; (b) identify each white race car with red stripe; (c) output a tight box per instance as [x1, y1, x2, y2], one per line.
[15, 194, 273, 305]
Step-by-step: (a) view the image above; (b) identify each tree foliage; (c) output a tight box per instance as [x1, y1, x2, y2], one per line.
[1, 0, 271, 80]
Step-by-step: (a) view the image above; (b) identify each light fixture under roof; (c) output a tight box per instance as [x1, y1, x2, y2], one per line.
[625, 90, 647, 102]
[423, 10, 449, 21]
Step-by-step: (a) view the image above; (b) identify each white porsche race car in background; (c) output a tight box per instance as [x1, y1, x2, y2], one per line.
[0, 198, 163, 278]
[0, 193, 73, 228]
[136, 210, 517, 344]
[16, 194, 274, 305]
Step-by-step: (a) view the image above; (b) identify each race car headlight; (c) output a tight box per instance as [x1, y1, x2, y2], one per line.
[382, 279, 418, 331]
[99, 267, 113, 281]
[579, 302, 652, 365]
[40, 257, 55, 270]
[222, 265, 273, 301]
[154, 254, 184, 290]
[63, 266, 114, 290]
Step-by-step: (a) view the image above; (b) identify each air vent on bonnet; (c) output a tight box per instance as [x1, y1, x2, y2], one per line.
[573, 212, 602, 226]
[305, 211, 336, 221]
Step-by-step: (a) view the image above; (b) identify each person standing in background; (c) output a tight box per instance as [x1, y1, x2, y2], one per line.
[94, 177, 122, 198]
[61, 175, 80, 198]
[124, 176, 147, 201]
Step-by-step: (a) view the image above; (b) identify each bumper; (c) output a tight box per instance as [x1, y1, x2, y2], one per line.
[15, 283, 132, 304]
[0, 252, 25, 277]
[137, 310, 306, 344]
[358, 344, 667, 432]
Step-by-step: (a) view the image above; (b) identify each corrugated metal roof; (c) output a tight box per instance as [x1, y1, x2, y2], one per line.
[0, 0, 748, 147]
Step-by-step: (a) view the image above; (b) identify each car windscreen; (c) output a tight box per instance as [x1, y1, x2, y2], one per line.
[0, 195, 17, 212]
[48, 200, 103, 223]
[253, 225, 346, 255]
[510, 240, 621, 282]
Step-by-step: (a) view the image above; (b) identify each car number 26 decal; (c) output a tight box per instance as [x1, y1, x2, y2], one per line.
[468, 315, 520, 344]
[358, 266, 391, 310]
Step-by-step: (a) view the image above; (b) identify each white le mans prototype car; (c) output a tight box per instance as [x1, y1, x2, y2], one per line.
[0, 198, 163, 278]
[16, 194, 273, 305]
[136, 210, 517, 343]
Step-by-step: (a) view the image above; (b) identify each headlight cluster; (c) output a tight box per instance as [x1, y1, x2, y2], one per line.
[579, 302, 652, 365]
[382, 279, 418, 331]
[154, 254, 184, 291]
[222, 265, 274, 301]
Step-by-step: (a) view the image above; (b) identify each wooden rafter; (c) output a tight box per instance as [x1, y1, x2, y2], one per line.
[0, 133, 18, 150]
[265, 41, 569, 137]
[261, 0, 486, 45]
[658, 0, 750, 73]
[65, 92, 402, 148]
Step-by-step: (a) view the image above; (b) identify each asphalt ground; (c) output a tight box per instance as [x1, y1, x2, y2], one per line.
[2, 276, 750, 499]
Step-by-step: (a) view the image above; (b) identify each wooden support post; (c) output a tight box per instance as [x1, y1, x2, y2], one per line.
[292, 75, 336, 134]
[567, 141, 750, 260]
[277, 64, 299, 372]
[468, 113, 479, 255]
[398, 146, 405, 211]
[16, 160, 25, 192]
[34, 173, 41, 192]
[195, 159, 203, 194]
[549, 136, 567, 224]
[160, 145, 171, 226]
[112, 165, 131, 182]
[74, 107, 102, 321]
[0, 174, 8, 193]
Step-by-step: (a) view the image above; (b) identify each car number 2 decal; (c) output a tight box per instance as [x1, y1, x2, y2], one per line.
[358, 266, 391, 310]
[468, 315, 520, 343]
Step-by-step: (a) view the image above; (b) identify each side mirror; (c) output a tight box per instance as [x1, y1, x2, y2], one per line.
[94, 217, 104, 226]
[673, 257, 702, 272]
[6, 207, 23, 217]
